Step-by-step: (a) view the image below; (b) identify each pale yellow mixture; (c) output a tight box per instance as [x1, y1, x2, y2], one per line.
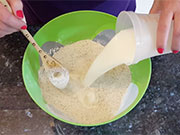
[38, 40, 131, 124]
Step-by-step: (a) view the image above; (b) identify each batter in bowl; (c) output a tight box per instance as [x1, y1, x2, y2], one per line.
[38, 40, 131, 124]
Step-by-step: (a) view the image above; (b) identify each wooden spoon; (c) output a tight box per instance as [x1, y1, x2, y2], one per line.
[0, 0, 69, 89]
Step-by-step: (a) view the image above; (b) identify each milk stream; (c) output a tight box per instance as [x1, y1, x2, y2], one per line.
[84, 28, 136, 86]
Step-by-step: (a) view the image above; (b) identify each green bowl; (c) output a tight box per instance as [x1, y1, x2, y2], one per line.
[22, 10, 151, 126]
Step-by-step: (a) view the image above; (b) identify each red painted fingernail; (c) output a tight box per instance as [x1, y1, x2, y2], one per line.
[16, 10, 24, 18]
[21, 25, 27, 30]
[173, 50, 179, 54]
[157, 48, 164, 54]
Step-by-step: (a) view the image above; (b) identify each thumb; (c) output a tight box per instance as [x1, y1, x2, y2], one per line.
[7, 0, 24, 19]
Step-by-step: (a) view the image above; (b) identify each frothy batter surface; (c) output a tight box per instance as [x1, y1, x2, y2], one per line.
[38, 40, 131, 124]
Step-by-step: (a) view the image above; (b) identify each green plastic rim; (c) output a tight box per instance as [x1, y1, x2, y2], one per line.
[22, 10, 151, 127]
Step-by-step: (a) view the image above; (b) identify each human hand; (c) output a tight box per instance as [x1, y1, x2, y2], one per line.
[0, 0, 26, 38]
[150, 0, 180, 54]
